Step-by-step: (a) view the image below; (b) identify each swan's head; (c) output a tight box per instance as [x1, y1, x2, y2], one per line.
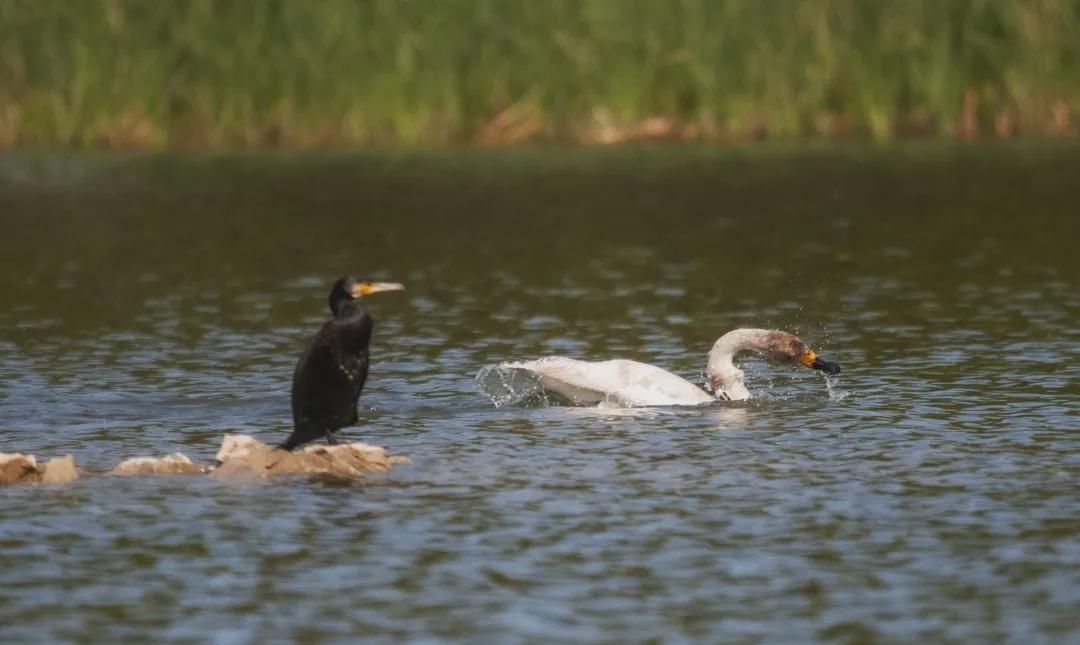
[761, 331, 841, 375]
[707, 328, 841, 400]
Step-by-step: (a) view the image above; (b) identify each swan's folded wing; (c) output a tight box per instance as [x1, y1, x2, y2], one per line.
[499, 357, 713, 407]
[499, 357, 610, 405]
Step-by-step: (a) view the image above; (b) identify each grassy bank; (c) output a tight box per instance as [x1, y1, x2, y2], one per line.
[1, 0, 1079, 148]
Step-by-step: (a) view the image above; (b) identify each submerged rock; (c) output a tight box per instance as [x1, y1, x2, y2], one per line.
[213, 434, 407, 481]
[0, 452, 79, 485]
[111, 453, 208, 476]
[0, 453, 40, 485]
[41, 455, 79, 484]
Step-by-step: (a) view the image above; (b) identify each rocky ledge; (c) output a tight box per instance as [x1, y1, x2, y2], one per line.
[211, 434, 407, 482]
[0, 435, 407, 486]
[0, 453, 79, 485]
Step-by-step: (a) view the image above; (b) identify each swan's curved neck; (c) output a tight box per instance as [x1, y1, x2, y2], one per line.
[705, 329, 774, 401]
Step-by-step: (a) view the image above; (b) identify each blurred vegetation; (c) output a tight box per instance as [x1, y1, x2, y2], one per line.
[1, 0, 1079, 148]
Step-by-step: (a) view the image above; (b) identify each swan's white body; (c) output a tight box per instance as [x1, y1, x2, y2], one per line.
[496, 329, 826, 408]
[498, 357, 715, 407]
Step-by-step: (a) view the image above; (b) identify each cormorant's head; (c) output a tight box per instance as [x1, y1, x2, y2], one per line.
[329, 276, 405, 314]
[762, 330, 841, 375]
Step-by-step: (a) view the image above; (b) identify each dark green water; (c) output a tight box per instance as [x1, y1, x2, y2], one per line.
[1, 144, 1078, 642]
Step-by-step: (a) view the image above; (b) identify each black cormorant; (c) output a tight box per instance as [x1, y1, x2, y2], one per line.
[279, 276, 405, 450]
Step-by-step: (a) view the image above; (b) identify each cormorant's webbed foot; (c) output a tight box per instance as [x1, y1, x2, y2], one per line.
[278, 427, 323, 451]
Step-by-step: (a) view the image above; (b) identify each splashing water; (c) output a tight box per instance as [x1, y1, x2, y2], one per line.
[475, 365, 552, 408]
[823, 373, 850, 401]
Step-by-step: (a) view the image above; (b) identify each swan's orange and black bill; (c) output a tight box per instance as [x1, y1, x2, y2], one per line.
[799, 350, 841, 375]
[350, 281, 406, 298]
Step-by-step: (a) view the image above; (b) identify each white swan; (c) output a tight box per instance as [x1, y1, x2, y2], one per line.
[497, 328, 840, 407]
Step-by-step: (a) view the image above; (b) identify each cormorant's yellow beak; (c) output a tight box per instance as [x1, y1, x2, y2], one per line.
[350, 281, 406, 298]
[800, 349, 841, 375]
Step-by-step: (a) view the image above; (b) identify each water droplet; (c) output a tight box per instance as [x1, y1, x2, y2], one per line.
[823, 373, 850, 401]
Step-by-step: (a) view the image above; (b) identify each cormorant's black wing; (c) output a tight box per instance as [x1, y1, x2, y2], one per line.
[290, 319, 370, 430]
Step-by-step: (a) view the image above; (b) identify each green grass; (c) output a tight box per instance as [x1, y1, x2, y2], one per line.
[1, 0, 1079, 148]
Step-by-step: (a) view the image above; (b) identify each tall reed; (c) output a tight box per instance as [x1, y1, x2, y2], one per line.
[1, 0, 1077, 147]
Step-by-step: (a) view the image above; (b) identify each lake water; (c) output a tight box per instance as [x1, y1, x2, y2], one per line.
[1, 144, 1078, 642]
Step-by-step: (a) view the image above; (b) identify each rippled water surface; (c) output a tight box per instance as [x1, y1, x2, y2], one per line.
[1, 145, 1078, 642]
